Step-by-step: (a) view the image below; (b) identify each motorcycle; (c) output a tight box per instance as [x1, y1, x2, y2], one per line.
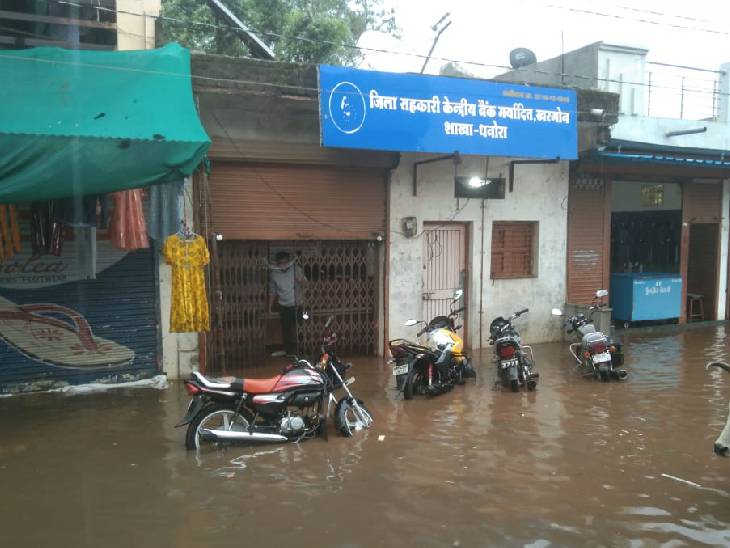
[489, 308, 539, 392]
[313, 314, 374, 437]
[389, 290, 473, 399]
[178, 315, 373, 450]
[551, 289, 627, 382]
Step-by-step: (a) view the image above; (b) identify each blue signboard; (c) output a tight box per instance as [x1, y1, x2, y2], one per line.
[318, 65, 577, 159]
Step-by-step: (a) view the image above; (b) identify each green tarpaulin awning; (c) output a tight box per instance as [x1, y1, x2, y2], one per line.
[0, 43, 210, 203]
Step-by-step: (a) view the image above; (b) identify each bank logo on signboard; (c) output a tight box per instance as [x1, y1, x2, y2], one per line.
[328, 81, 367, 134]
[319, 65, 578, 159]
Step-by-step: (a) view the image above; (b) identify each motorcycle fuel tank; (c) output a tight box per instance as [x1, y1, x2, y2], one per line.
[272, 367, 324, 393]
[426, 328, 464, 356]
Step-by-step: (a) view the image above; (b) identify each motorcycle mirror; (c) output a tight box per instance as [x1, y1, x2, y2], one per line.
[551, 308, 563, 316]
[404, 319, 419, 326]
[453, 289, 463, 301]
[302, 311, 310, 321]
[596, 289, 608, 298]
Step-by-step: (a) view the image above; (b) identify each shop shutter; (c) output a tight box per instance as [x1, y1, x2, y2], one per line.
[684, 181, 722, 223]
[209, 162, 386, 240]
[0, 225, 159, 393]
[567, 176, 610, 305]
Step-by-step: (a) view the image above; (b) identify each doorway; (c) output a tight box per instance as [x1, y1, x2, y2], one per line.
[687, 223, 719, 321]
[422, 223, 468, 342]
[206, 240, 380, 375]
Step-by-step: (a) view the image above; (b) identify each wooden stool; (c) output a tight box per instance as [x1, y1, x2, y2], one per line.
[687, 293, 705, 322]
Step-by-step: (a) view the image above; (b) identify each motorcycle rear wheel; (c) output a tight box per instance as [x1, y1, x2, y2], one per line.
[334, 398, 373, 437]
[404, 365, 425, 400]
[185, 404, 252, 451]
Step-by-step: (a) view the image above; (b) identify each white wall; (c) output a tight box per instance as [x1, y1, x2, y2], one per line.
[596, 44, 647, 116]
[612, 116, 730, 150]
[718, 179, 730, 320]
[388, 154, 569, 347]
[160, 177, 199, 379]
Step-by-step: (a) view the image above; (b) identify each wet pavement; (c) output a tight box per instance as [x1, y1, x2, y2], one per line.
[1, 324, 730, 547]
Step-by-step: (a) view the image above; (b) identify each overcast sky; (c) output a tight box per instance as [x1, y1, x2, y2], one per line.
[359, 0, 730, 74]
[356, 0, 730, 119]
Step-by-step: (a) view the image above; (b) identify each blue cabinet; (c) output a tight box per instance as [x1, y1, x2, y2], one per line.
[610, 273, 682, 322]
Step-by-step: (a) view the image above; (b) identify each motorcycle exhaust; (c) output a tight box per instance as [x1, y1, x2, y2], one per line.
[199, 429, 288, 443]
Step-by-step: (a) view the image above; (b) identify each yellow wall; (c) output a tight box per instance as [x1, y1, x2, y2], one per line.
[116, 0, 161, 50]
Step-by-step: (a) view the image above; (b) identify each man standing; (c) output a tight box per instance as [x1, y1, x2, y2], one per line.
[269, 251, 306, 357]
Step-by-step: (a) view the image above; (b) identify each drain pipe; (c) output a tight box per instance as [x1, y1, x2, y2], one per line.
[478, 157, 489, 348]
[479, 197, 486, 348]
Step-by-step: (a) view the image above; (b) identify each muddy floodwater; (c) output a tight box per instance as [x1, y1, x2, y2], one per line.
[1, 324, 730, 547]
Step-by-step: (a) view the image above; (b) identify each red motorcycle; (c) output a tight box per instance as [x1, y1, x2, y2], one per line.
[179, 315, 372, 450]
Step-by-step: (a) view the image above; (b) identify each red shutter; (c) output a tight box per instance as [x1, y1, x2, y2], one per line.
[208, 162, 386, 240]
[566, 177, 609, 305]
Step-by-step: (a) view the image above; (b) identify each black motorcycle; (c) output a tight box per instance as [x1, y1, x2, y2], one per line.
[388, 336, 456, 400]
[489, 308, 539, 392]
[552, 289, 626, 382]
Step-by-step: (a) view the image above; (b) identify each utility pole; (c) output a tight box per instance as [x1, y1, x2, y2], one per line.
[420, 12, 452, 74]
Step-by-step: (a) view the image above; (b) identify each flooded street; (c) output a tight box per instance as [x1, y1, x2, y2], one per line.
[2, 324, 730, 547]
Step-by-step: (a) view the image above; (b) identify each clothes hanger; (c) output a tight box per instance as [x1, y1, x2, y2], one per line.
[177, 220, 198, 240]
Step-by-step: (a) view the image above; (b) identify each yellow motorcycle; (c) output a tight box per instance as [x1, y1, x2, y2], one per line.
[394, 290, 475, 399]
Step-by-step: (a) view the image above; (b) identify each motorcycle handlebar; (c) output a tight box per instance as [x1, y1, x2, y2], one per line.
[517, 308, 529, 316]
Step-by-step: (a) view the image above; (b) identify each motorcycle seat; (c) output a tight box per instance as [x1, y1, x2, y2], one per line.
[242, 376, 283, 394]
[192, 371, 282, 394]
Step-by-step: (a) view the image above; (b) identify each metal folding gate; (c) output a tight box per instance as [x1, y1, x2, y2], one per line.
[207, 240, 379, 374]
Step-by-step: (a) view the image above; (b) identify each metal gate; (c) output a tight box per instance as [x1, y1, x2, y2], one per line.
[207, 240, 379, 374]
[422, 223, 467, 340]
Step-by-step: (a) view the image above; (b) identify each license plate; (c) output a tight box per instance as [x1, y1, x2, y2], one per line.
[593, 352, 611, 363]
[500, 359, 518, 369]
[392, 364, 409, 376]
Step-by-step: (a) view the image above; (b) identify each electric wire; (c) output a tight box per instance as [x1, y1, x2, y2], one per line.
[29, 0, 730, 81]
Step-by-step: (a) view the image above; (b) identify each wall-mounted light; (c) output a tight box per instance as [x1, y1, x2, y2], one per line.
[455, 176, 505, 199]
[468, 176, 492, 188]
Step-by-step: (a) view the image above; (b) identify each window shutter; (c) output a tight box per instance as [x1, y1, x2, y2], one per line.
[491, 221, 537, 278]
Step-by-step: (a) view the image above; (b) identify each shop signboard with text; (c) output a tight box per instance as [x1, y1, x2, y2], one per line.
[318, 65, 577, 159]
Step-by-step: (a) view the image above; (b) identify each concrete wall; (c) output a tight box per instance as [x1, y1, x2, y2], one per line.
[718, 179, 730, 321]
[160, 177, 200, 379]
[596, 45, 647, 116]
[388, 154, 569, 348]
[116, 0, 160, 51]
[115, 0, 192, 379]
[612, 116, 730, 150]
[496, 42, 599, 89]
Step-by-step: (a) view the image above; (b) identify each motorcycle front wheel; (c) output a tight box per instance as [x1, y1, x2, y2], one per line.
[334, 398, 373, 437]
[185, 403, 252, 451]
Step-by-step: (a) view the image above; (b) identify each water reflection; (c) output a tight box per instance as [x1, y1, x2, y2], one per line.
[0, 325, 729, 546]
